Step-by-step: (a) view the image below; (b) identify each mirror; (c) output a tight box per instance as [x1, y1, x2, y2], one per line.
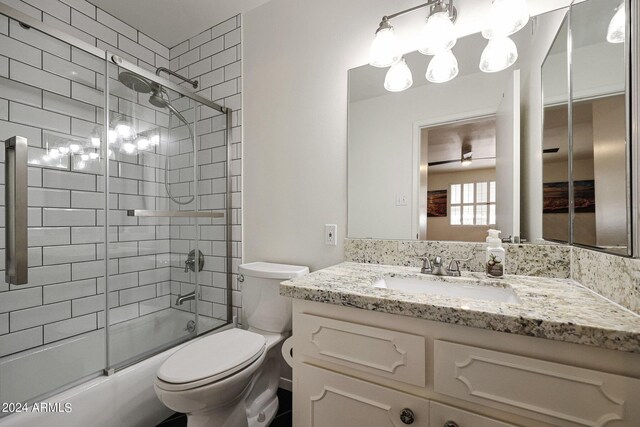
[542, 16, 570, 243]
[347, 8, 564, 243]
[542, 0, 629, 255]
[347, 0, 633, 256]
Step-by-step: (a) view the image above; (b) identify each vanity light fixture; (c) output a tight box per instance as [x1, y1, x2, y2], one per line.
[480, 36, 518, 72]
[384, 57, 414, 91]
[607, 3, 625, 44]
[482, 0, 530, 39]
[418, 2, 458, 55]
[370, 0, 457, 91]
[426, 49, 459, 82]
[480, 0, 529, 73]
[369, 18, 402, 67]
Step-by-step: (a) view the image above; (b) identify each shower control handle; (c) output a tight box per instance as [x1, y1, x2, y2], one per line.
[184, 250, 204, 273]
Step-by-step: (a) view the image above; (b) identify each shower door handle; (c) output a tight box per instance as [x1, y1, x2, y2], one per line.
[5, 136, 28, 285]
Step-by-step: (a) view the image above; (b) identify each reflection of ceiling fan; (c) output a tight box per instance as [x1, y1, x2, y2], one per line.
[428, 143, 495, 167]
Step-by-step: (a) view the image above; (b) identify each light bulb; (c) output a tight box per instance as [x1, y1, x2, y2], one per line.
[121, 142, 137, 155]
[115, 123, 134, 139]
[384, 58, 413, 92]
[49, 148, 61, 159]
[418, 11, 457, 55]
[369, 24, 402, 68]
[80, 154, 89, 161]
[108, 129, 118, 144]
[480, 37, 518, 73]
[150, 134, 160, 145]
[91, 137, 101, 147]
[426, 50, 459, 83]
[58, 146, 69, 155]
[69, 143, 81, 153]
[607, 3, 625, 44]
[482, 0, 529, 39]
[89, 152, 100, 160]
[137, 138, 150, 150]
[461, 158, 472, 167]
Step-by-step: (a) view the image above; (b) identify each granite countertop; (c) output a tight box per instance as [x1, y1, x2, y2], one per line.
[280, 262, 640, 353]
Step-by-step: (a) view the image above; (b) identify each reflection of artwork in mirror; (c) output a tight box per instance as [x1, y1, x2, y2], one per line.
[543, 180, 595, 214]
[427, 190, 447, 217]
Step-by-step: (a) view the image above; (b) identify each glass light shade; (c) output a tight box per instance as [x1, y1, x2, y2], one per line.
[426, 50, 459, 83]
[384, 58, 413, 92]
[482, 0, 530, 39]
[369, 26, 402, 68]
[121, 142, 137, 155]
[480, 37, 518, 73]
[607, 3, 625, 44]
[136, 138, 150, 150]
[418, 11, 457, 55]
[461, 159, 472, 167]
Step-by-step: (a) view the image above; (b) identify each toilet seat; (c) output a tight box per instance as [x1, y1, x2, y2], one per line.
[156, 329, 266, 391]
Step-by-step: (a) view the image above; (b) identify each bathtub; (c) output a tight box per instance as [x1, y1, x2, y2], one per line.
[0, 309, 229, 427]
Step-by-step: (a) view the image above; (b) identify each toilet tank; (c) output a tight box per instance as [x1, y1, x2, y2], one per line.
[239, 262, 309, 333]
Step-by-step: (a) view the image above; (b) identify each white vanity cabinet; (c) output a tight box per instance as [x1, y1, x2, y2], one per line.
[289, 300, 640, 427]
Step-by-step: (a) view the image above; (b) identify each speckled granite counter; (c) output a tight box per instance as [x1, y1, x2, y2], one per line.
[280, 262, 640, 353]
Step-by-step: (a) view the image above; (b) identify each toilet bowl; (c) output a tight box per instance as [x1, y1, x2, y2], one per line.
[154, 262, 309, 427]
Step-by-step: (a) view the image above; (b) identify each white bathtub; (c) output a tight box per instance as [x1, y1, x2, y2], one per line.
[0, 310, 229, 427]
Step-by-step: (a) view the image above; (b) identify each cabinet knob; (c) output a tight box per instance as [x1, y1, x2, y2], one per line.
[400, 408, 415, 424]
[444, 421, 459, 427]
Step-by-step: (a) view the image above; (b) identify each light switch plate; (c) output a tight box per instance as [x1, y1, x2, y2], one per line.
[325, 224, 337, 246]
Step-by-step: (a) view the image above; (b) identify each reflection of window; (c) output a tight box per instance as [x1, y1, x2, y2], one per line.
[450, 181, 496, 226]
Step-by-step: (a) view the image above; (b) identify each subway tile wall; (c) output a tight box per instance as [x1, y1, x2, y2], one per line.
[167, 15, 242, 324]
[0, 0, 240, 360]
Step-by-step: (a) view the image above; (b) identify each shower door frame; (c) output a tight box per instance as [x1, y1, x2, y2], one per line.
[0, 2, 235, 373]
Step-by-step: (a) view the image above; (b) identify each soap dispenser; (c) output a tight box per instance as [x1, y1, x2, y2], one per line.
[486, 229, 505, 278]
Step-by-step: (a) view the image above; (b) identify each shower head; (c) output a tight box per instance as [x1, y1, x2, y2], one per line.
[118, 71, 153, 94]
[149, 89, 170, 109]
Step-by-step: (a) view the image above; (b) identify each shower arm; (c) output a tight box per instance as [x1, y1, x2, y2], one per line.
[156, 67, 198, 89]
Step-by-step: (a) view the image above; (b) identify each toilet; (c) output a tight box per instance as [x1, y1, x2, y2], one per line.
[154, 262, 309, 427]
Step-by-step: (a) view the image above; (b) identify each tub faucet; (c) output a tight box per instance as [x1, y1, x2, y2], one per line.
[175, 291, 196, 305]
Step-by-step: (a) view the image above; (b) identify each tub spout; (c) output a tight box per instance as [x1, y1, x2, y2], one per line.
[175, 291, 196, 305]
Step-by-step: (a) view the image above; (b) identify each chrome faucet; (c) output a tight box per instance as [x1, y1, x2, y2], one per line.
[418, 255, 472, 277]
[431, 256, 447, 276]
[175, 291, 196, 305]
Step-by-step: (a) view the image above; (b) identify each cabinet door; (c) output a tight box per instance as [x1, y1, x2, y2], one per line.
[430, 402, 515, 427]
[295, 363, 429, 427]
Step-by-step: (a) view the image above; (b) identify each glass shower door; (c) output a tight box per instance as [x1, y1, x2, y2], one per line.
[0, 17, 106, 404]
[105, 59, 228, 369]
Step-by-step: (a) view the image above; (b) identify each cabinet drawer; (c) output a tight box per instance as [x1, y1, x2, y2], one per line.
[296, 313, 426, 387]
[434, 340, 640, 426]
[295, 363, 429, 427]
[430, 402, 515, 427]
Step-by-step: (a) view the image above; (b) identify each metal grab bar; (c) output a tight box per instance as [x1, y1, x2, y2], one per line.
[126, 210, 224, 218]
[5, 136, 28, 285]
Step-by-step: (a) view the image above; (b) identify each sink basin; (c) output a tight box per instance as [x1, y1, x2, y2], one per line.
[373, 276, 520, 304]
